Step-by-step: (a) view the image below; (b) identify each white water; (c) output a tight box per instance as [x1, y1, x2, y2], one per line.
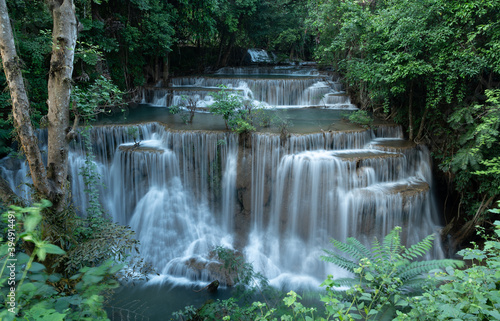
[246, 48, 274, 63]
[142, 66, 356, 109]
[0, 62, 444, 290]
[0, 123, 445, 289]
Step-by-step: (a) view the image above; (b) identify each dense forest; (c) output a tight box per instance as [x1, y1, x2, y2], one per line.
[0, 0, 499, 320]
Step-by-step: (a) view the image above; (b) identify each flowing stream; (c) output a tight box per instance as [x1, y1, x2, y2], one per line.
[1, 66, 445, 310]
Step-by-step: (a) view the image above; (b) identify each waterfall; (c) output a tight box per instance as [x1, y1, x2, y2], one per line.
[243, 130, 443, 288]
[0, 123, 445, 288]
[142, 66, 356, 109]
[0, 66, 445, 290]
[245, 48, 274, 63]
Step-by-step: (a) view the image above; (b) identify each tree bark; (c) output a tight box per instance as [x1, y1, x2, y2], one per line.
[0, 0, 50, 197]
[46, 0, 77, 210]
[0, 0, 77, 211]
[154, 55, 160, 83]
[408, 81, 414, 140]
[220, 33, 235, 67]
[162, 53, 169, 83]
[415, 106, 429, 143]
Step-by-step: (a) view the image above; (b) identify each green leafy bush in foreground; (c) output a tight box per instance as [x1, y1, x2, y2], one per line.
[0, 201, 121, 321]
[395, 214, 500, 321]
[320, 226, 463, 320]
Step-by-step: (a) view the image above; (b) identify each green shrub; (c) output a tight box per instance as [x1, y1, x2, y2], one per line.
[395, 213, 500, 321]
[345, 110, 373, 128]
[0, 201, 121, 320]
[321, 226, 463, 320]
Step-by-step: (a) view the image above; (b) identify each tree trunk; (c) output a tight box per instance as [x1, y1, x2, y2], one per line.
[154, 55, 160, 83]
[408, 81, 414, 140]
[162, 53, 170, 83]
[46, 0, 78, 210]
[0, 0, 50, 197]
[220, 33, 235, 67]
[216, 32, 226, 68]
[415, 106, 429, 142]
[0, 0, 77, 210]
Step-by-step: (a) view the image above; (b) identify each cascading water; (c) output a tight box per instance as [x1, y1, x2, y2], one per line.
[243, 129, 444, 289]
[141, 65, 355, 109]
[0, 66, 446, 292]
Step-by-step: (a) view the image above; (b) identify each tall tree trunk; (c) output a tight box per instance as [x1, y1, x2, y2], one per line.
[408, 81, 414, 140]
[0, 0, 77, 210]
[46, 0, 77, 211]
[216, 32, 226, 68]
[154, 55, 160, 83]
[220, 33, 235, 67]
[0, 0, 50, 197]
[415, 106, 429, 143]
[162, 53, 170, 83]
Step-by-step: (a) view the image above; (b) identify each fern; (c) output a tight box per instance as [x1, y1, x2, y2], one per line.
[401, 234, 434, 260]
[321, 237, 375, 273]
[321, 226, 464, 320]
[398, 259, 464, 281]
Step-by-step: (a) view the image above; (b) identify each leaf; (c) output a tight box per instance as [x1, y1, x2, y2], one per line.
[29, 262, 47, 272]
[40, 243, 66, 255]
[19, 282, 37, 294]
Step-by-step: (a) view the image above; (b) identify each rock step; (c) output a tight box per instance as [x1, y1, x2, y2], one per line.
[118, 139, 166, 153]
[332, 149, 403, 161]
[360, 179, 430, 198]
[370, 138, 416, 151]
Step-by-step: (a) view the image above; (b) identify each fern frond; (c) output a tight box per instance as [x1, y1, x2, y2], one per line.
[346, 237, 373, 261]
[398, 259, 464, 281]
[375, 227, 402, 261]
[371, 237, 383, 260]
[330, 237, 371, 262]
[401, 276, 434, 293]
[321, 250, 358, 273]
[389, 227, 402, 258]
[329, 277, 359, 288]
[401, 234, 435, 260]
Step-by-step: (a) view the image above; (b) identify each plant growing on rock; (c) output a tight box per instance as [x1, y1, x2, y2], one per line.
[344, 110, 373, 128]
[127, 126, 141, 147]
[170, 95, 199, 124]
[209, 85, 243, 130]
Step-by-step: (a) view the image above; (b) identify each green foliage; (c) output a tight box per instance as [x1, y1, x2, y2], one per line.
[395, 213, 500, 321]
[209, 86, 244, 130]
[169, 95, 198, 124]
[72, 76, 124, 121]
[320, 227, 463, 320]
[172, 223, 500, 321]
[209, 86, 283, 133]
[345, 110, 373, 128]
[0, 201, 121, 320]
[127, 126, 141, 147]
[246, 0, 311, 60]
[62, 128, 139, 274]
[79, 127, 104, 219]
[306, 0, 500, 228]
[212, 246, 270, 300]
[442, 89, 500, 200]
